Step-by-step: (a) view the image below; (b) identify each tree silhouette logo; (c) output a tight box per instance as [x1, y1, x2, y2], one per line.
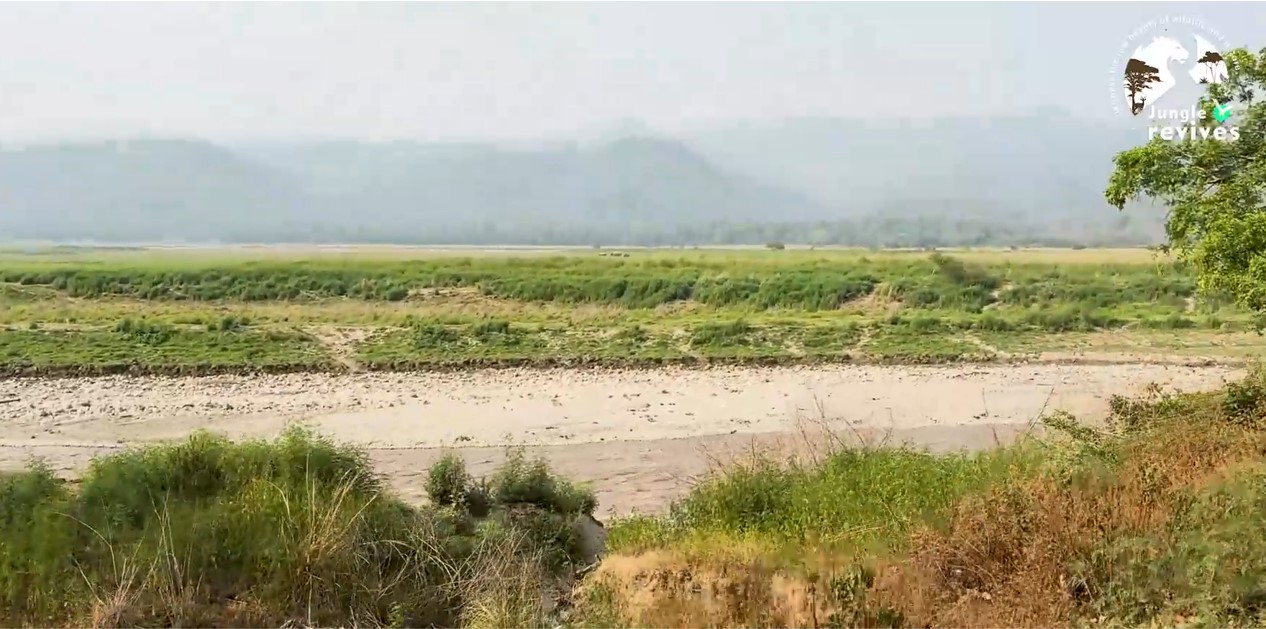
[1123, 58, 1163, 115]
[1195, 50, 1224, 85]
[1108, 15, 1231, 117]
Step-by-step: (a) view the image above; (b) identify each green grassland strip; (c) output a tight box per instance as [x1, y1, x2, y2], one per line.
[0, 326, 339, 378]
[1, 319, 1247, 379]
[0, 251, 1211, 313]
[0, 251, 1258, 375]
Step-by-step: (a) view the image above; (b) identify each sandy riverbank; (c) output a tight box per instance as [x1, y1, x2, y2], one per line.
[0, 363, 1241, 514]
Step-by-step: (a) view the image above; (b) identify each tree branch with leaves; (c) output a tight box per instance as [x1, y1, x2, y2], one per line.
[1107, 47, 1266, 310]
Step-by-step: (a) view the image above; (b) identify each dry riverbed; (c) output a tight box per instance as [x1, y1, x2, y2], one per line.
[0, 363, 1242, 515]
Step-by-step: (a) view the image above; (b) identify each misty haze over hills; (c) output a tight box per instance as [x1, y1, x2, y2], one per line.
[4, 2, 1253, 248]
[0, 114, 1163, 247]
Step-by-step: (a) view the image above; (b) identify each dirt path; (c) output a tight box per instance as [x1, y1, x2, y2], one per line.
[304, 325, 369, 372]
[963, 334, 1009, 358]
[0, 363, 1242, 515]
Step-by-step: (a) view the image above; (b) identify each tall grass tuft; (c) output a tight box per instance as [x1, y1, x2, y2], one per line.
[609, 436, 1042, 558]
[0, 429, 590, 628]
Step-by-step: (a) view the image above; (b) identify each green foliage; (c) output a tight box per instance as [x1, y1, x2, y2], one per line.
[866, 322, 982, 361]
[491, 449, 597, 517]
[1020, 306, 1122, 332]
[614, 324, 647, 342]
[1223, 377, 1266, 426]
[429, 449, 597, 519]
[0, 465, 74, 619]
[690, 320, 752, 347]
[1106, 383, 1202, 433]
[0, 327, 332, 376]
[598, 374, 1266, 628]
[411, 323, 460, 348]
[471, 319, 512, 339]
[1106, 47, 1266, 311]
[0, 431, 588, 627]
[426, 453, 472, 508]
[610, 445, 1040, 555]
[113, 318, 174, 344]
[928, 252, 999, 290]
[463, 478, 494, 519]
[2, 251, 1257, 373]
[216, 314, 249, 331]
[493, 508, 585, 574]
[424, 450, 598, 572]
[0, 254, 1183, 314]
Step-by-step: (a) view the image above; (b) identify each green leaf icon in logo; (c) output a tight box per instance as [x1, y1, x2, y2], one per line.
[1213, 103, 1234, 123]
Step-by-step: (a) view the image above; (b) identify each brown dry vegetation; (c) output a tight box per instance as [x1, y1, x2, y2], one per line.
[576, 376, 1266, 628]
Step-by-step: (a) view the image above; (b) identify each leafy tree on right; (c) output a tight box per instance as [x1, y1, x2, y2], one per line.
[1107, 47, 1266, 310]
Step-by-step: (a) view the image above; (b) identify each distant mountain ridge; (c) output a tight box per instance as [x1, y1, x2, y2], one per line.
[0, 115, 1164, 245]
[0, 139, 306, 241]
[683, 115, 1144, 221]
[0, 136, 824, 242]
[240, 136, 827, 225]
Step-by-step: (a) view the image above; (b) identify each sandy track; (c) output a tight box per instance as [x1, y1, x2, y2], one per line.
[0, 364, 1242, 515]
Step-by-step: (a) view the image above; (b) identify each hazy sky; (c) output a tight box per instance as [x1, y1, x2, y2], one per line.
[1, 2, 1262, 142]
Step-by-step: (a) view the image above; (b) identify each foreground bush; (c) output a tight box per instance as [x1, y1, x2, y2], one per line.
[8, 374, 1266, 628]
[0, 429, 592, 628]
[609, 443, 1042, 559]
[583, 370, 1266, 628]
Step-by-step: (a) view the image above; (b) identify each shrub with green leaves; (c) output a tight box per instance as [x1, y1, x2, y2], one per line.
[491, 450, 597, 517]
[427, 453, 472, 508]
[412, 323, 461, 349]
[112, 318, 174, 344]
[1223, 378, 1266, 426]
[690, 320, 752, 348]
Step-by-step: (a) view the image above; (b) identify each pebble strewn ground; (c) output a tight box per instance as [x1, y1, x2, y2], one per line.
[0, 363, 1241, 514]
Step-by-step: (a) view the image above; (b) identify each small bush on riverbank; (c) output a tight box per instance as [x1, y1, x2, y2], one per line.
[0, 429, 589, 628]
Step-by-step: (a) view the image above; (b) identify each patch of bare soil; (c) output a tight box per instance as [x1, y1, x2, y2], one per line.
[844, 284, 903, 314]
[304, 325, 369, 372]
[961, 334, 1009, 359]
